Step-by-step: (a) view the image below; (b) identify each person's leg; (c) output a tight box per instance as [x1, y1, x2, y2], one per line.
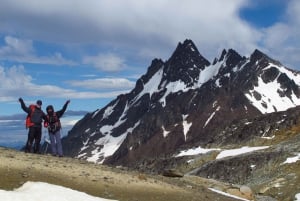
[55, 130, 63, 157]
[33, 127, 42, 153]
[25, 127, 35, 153]
[49, 133, 57, 156]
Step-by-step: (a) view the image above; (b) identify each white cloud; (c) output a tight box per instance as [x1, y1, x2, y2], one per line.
[0, 0, 260, 60]
[83, 53, 125, 72]
[1, 0, 299, 70]
[0, 36, 76, 65]
[260, 0, 300, 68]
[0, 36, 34, 56]
[0, 65, 128, 101]
[67, 78, 135, 90]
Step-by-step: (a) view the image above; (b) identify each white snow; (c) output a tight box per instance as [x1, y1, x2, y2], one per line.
[162, 126, 170, 138]
[87, 121, 140, 163]
[208, 188, 250, 201]
[245, 64, 300, 114]
[92, 109, 101, 119]
[100, 102, 129, 135]
[266, 64, 300, 85]
[175, 146, 269, 159]
[159, 80, 189, 106]
[102, 101, 118, 119]
[295, 193, 300, 201]
[197, 61, 222, 87]
[282, 153, 300, 164]
[182, 115, 192, 141]
[215, 78, 221, 87]
[175, 146, 220, 157]
[87, 133, 126, 163]
[260, 126, 274, 139]
[133, 59, 227, 108]
[0, 181, 117, 201]
[203, 106, 220, 128]
[216, 146, 269, 159]
[261, 135, 275, 140]
[134, 68, 164, 103]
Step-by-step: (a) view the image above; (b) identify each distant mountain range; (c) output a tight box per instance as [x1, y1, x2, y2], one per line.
[62, 39, 300, 169]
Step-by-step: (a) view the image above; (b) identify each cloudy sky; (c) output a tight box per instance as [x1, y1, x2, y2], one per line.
[0, 0, 300, 116]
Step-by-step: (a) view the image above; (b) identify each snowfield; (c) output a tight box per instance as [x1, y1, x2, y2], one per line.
[0, 181, 117, 201]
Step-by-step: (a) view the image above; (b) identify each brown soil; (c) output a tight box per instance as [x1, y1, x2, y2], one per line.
[0, 147, 247, 201]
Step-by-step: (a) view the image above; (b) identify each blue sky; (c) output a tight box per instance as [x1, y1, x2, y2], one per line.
[0, 0, 300, 117]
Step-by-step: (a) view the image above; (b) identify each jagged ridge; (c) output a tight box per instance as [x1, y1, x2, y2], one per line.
[62, 39, 300, 168]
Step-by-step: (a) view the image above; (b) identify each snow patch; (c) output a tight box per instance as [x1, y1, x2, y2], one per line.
[102, 101, 119, 119]
[92, 109, 101, 119]
[245, 64, 300, 114]
[282, 153, 300, 164]
[182, 115, 192, 141]
[295, 193, 300, 201]
[0, 181, 117, 201]
[87, 121, 140, 164]
[209, 188, 250, 201]
[175, 146, 220, 157]
[197, 61, 222, 87]
[261, 136, 275, 140]
[159, 80, 190, 107]
[162, 126, 170, 138]
[135, 68, 164, 103]
[203, 106, 220, 128]
[216, 146, 269, 159]
[265, 64, 300, 85]
[99, 102, 129, 135]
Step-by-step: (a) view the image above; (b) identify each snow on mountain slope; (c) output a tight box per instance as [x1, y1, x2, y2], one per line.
[245, 63, 300, 113]
[62, 40, 300, 166]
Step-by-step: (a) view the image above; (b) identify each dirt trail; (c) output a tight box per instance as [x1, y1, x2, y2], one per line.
[0, 147, 245, 201]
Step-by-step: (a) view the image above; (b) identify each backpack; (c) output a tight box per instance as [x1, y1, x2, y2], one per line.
[25, 104, 36, 129]
[44, 112, 61, 133]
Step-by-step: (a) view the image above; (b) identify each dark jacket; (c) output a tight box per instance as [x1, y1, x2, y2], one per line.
[46, 100, 69, 119]
[19, 99, 46, 127]
[55, 101, 69, 118]
[44, 101, 70, 132]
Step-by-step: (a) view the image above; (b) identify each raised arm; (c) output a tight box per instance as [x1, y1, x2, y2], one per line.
[56, 100, 70, 118]
[19, 98, 30, 114]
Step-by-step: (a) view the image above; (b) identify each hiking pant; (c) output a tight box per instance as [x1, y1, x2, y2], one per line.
[25, 126, 42, 153]
[49, 130, 63, 156]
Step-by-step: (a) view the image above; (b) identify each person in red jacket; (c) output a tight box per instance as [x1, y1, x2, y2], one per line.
[19, 98, 47, 153]
[44, 100, 70, 157]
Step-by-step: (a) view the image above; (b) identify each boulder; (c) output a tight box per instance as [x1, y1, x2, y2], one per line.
[162, 169, 184, 177]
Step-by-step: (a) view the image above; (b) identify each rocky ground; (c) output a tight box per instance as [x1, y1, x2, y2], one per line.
[0, 146, 252, 201]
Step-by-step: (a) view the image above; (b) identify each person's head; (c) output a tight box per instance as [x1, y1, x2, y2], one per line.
[36, 100, 42, 108]
[46, 105, 54, 114]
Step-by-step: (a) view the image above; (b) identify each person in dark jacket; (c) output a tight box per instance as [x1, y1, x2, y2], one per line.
[44, 100, 70, 157]
[19, 98, 47, 153]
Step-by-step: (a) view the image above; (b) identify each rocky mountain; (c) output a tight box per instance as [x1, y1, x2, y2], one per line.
[62, 39, 300, 169]
[60, 39, 300, 200]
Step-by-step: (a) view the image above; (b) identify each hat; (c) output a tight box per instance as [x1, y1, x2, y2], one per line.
[36, 100, 42, 106]
[46, 105, 54, 111]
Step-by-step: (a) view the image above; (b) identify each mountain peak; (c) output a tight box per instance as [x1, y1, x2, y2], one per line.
[171, 39, 200, 58]
[219, 49, 227, 61]
[62, 39, 300, 173]
[250, 49, 270, 62]
[163, 39, 210, 84]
